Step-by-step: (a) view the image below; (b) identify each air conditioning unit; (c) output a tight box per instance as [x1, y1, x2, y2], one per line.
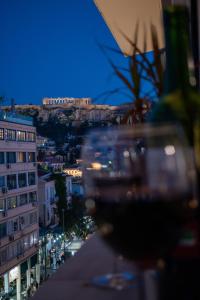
[9, 235, 14, 241]
[6, 164, 11, 169]
[1, 187, 8, 194]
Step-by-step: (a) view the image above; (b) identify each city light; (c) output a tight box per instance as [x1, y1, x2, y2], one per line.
[164, 145, 176, 156]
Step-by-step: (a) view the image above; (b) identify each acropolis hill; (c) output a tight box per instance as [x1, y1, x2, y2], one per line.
[2, 97, 129, 123]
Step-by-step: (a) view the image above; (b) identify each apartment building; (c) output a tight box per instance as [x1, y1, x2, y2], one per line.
[0, 112, 39, 300]
[38, 172, 58, 228]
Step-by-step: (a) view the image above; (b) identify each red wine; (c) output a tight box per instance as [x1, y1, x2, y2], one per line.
[90, 178, 193, 261]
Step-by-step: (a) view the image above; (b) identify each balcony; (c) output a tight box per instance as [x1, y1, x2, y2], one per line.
[0, 245, 38, 276]
[0, 223, 38, 248]
[0, 162, 37, 173]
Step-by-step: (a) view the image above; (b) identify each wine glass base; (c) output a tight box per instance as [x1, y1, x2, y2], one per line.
[91, 272, 137, 290]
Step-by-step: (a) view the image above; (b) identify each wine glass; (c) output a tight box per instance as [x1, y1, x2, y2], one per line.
[81, 124, 198, 290]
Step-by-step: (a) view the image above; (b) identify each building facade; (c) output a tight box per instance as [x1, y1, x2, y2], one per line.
[0, 112, 39, 299]
[38, 173, 58, 228]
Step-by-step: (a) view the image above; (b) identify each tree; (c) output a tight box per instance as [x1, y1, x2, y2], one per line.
[64, 195, 93, 239]
[53, 173, 92, 239]
[53, 173, 67, 218]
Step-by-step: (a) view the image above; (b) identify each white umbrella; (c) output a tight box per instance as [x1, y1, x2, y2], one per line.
[94, 0, 165, 55]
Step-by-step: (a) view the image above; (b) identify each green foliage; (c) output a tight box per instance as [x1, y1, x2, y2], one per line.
[53, 174, 91, 238]
[53, 173, 67, 213]
[35, 115, 67, 145]
[64, 196, 92, 239]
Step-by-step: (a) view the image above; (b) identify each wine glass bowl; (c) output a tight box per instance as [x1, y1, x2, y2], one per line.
[82, 124, 198, 262]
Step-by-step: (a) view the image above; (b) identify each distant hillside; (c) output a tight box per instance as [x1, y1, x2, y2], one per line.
[2, 105, 123, 144]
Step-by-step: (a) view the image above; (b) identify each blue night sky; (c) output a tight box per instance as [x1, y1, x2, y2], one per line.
[0, 0, 151, 106]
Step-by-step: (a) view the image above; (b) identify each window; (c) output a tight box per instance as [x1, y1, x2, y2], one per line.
[7, 174, 17, 190]
[0, 176, 5, 188]
[0, 199, 4, 211]
[13, 219, 18, 232]
[6, 129, 16, 141]
[7, 196, 17, 210]
[17, 240, 23, 255]
[18, 173, 27, 188]
[0, 128, 4, 140]
[33, 231, 38, 244]
[29, 191, 37, 203]
[6, 152, 16, 164]
[0, 222, 7, 239]
[30, 212, 37, 224]
[17, 152, 26, 163]
[19, 194, 28, 206]
[0, 249, 7, 265]
[0, 152, 4, 164]
[50, 187, 55, 203]
[7, 244, 16, 261]
[19, 216, 25, 229]
[28, 172, 36, 186]
[30, 233, 35, 246]
[28, 152, 36, 162]
[24, 236, 30, 250]
[27, 132, 35, 142]
[17, 130, 26, 141]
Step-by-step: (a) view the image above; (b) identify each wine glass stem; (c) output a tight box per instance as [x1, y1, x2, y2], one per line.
[112, 257, 118, 274]
[138, 273, 145, 300]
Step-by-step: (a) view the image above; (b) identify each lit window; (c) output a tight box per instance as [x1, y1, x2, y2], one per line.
[17, 152, 26, 163]
[0, 128, 4, 140]
[28, 152, 36, 162]
[7, 196, 17, 209]
[27, 132, 35, 142]
[17, 130, 26, 141]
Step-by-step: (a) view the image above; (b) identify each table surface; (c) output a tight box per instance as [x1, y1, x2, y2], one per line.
[33, 234, 158, 300]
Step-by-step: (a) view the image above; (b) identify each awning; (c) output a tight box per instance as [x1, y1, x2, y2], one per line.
[94, 0, 164, 55]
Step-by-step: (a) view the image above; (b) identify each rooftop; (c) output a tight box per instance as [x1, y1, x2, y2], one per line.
[0, 111, 33, 126]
